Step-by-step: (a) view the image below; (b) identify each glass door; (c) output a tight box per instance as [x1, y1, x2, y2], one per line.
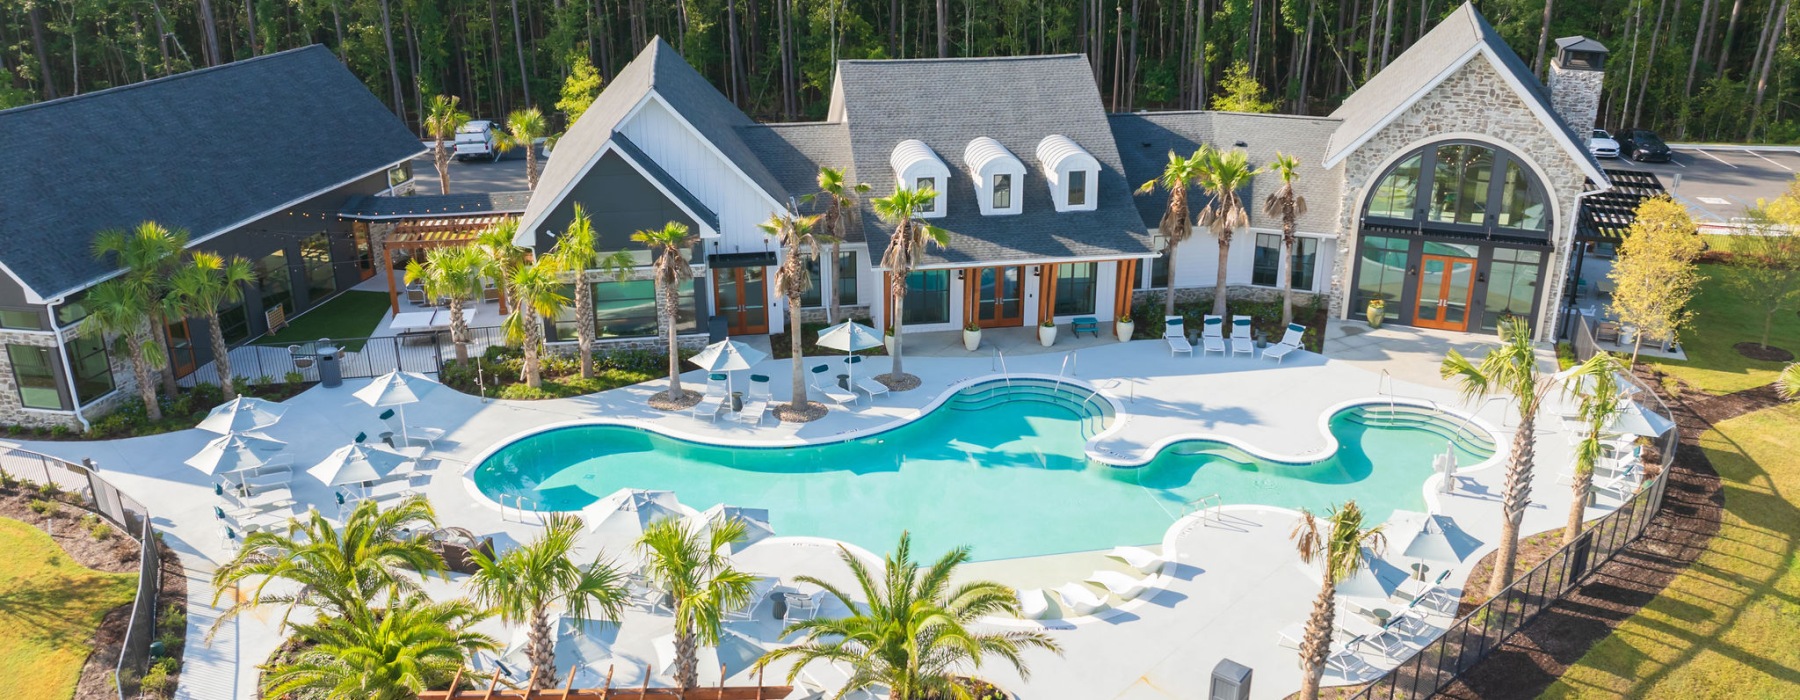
[1414, 254, 1477, 331]
[972, 266, 1024, 328]
[165, 318, 197, 378]
[712, 267, 770, 335]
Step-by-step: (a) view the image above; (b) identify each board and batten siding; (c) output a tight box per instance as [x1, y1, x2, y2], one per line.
[619, 97, 785, 254]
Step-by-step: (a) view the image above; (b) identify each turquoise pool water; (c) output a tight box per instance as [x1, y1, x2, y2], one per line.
[473, 380, 1495, 561]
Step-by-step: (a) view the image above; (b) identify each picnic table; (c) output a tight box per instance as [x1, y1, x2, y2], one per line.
[1072, 316, 1100, 338]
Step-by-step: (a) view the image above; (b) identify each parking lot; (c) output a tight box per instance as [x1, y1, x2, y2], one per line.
[1611, 144, 1800, 224]
[403, 145, 532, 194]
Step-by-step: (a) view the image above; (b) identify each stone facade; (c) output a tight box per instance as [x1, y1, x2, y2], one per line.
[1548, 62, 1604, 138]
[0, 326, 133, 430]
[798, 305, 873, 324]
[1132, 285, 1324, 309]
[1326, 57, 1590, 341]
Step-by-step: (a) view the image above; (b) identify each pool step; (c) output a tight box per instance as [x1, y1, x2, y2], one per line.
[947, 379, 1115, 439]
[1345, 405, 1497, 455]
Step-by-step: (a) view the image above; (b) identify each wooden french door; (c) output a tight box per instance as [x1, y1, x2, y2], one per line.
[967, 266, 1025, 328]
[1414, 254, 1478, 331]
[165, 318, 198, 378]
[713, 266, 770, 335]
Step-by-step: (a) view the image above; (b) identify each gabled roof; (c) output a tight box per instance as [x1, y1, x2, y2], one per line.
[611, 134, 719, 231]
[1323, 2, 1607, 186]
[340, 191, 531, 220]
[1109, 111, 1344, 235]
[519, 38, 786, 238]
[836, 55, 1152, 267]
[737, 122, 856, 235]
[0, 45, 423, 301]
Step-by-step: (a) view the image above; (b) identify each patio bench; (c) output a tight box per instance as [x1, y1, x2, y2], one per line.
[1072, 316, 1100, 338]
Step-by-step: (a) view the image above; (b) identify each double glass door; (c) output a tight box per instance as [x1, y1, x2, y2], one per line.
[969, 266, 1024, 328]
[1414, 254, 1477, 331]
[713, 266, 769, 335]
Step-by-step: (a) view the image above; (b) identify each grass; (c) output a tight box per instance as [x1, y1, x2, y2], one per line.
[1544, 402, 1800, 698]
[260, 290, 393, 352]
[1646, 261, 1800, 396]
[0, 517, 138, 700]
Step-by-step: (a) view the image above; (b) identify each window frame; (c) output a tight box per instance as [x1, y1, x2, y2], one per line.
[902, 270, 951, 325]
[1068, 170, 1088, 207]
[1250, 233, 1321, 291]
[1361, 140, 1553, 240]
[7, 343, 65, 410]
[1053, 263, 1099, 316]
[64, 333, 114, 407]
[992, 173, 1013, 210]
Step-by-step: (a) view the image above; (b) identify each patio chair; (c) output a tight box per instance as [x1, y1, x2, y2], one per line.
[1262, 323, 1308, 363]
[1360, 619, 1414, 658]
[1230, 317, 1256, 357]
[810, 365, 859, 407]
[738, 375, 772, 425]
[625, 573, 667, 613]
[1105, 545, 1172, 574]
[1200, 315, 1227, 356]
[783, 591, 820, 621]
[1016, 589, 1050, 620]
[1597, 461, 1643, 495]
[482, 282, 501, 304]
[691, 373, 729, 421]
[1163, 316, 1193, 357]
[405, 286, 429, 306]
[1395, 570, 1457, 614]
[1086, 570, 1155, 601]
[1325, 637, 1377, 677]
[1052, 582, 1107, 616]
[844, 357, 889, 400]
[219, 524, 242, 553]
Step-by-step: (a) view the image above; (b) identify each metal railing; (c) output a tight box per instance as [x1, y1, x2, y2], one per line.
[182, 325, 510, 387]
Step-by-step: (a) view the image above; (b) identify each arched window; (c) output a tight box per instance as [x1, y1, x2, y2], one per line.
[1368, 155, 1420, 219]
[1362, 141, 1550, 237]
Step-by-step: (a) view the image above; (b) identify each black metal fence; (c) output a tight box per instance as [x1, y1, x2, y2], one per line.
[182, 326, 509, 387]
[0, 448, 160, 700]
[1346, 337, 1679, 699]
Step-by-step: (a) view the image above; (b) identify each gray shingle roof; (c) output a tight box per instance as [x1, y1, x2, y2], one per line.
[1324, 2, 1606, 184]
[836, 55, 1152, 268]
[736, 122, 857, 238]
[339, 191, 531, 219]
[0, 44, 423, 300]
[1109, 111, 1344, 235]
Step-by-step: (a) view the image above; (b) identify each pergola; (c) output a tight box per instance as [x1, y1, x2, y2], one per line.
[1569, 168, 1667, 307]
[381, 214, 511, 314]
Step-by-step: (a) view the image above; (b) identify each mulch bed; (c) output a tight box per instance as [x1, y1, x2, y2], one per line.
[876, 372, 921, 392]
[647, 389, 703, 411]
[774, 401, 829, 423]
[1732, 341, 1795, 362]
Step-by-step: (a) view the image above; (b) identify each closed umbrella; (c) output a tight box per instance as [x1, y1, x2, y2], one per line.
[688, 338, 768, 391]
[817, 321, 884, 388]
[1610, 399, 1675, 437]
[688, 504, 774, 552]
[308, 442, 414, 488]
[353, 371, 439, 446]
[185, 432, 288, 476]
[196, 396, 288, 434]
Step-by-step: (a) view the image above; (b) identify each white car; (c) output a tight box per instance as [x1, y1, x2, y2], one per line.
[453, 120, 501, 162]
[1589, 128, 1620, 159]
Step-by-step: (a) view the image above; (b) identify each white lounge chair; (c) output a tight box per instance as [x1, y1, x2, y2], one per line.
[378, 409, 445, 448]
[1325, 637, 1377, 677]
[1106, 545, 1171, 574]
[1200, 315, 1227, 355]
[1276, 622, 1307, 649]
[1053, 582, 1107, 616]
[1164, 316, 1193, 356]
[1262, 323, 1307, 362]
[1230, 317, 1255, 357]
[847, 357, 890, 400]
[1086, 570, 1155, 601]
[1395, 570, 1457, 614]
[738, 374, 772, 425]
[810, 365, 859, 406]
[1016, 588, 1050, 620]
[691, 373, 729, 421]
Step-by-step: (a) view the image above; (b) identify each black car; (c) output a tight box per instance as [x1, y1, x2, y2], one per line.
[1618, 129, 1672, 162]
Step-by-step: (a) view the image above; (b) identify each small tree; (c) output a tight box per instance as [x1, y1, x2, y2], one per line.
[1211, 61, 1277, 113]
[872, 187, 949, 384]
[93, 221, 188, 398]
[1136, 150, 1204, 318]
[1609, 196, 1705, 364]
[1779, 362, 1800, 400]
[404, 244, 490, 363]
[637, 516, 758, 691]
[556, 54, 604, 125]
[550, 204, 633, 379]
[1196, 147, 1264, 318]
[167, 252, 256, 400]
[1261, 152, 1308, 326]
[1291, 502, 1386, 700]
[501, 107, 549, 191]
[423, 95, 470, 195]
[1561, 352, 1627, 545]
[1726, 211, 1800, 349]
[467, 513, 627, 690]
[80, 279, 165, 421]
[634, 222, 699, 403]
[802, 167, 869, 324]
[761, 211, 828, 415]
[503, 255, 568, 389]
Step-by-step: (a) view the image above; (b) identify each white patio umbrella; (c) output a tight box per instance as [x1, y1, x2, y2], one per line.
[195, 396, 288, 434]
[688, 338, 768, 390]
[1334, 547, 1407, 600]
[583, 488, 685, 544]
[1401, 514, 1483, 565]
[185, 432, 288, 476]
[307, 442, 414, 488]
[688, 504, 774, 552]
[653, 627, 767, 683]
[1610, 399, 1675, 437]
[353, 370, 439, 445]
[816, 320, 884, 387]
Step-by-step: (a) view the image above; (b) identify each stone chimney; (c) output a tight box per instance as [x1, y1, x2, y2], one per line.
[1548, 36, 1608, 136]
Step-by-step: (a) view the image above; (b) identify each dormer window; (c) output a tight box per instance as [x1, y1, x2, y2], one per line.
[891, 139, 951, 218]
[963, 137, 1025, 215]
[1036, 135, 1101, 212]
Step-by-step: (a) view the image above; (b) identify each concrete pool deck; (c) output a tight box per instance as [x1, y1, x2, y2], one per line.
[5, 321, 1645, 699]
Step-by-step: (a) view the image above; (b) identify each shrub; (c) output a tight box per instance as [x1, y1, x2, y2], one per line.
[36, 480, 61, 498]
[497, 383, 557, 400]
[155, 630, 184, 656]
[90, 519, 113, 541]
[161, 603, 186, 633]
[0, 470, 18, 491]
[138, 664, 171, 698]
[28, 498, 57, 516]
[283, 370, 306, 385]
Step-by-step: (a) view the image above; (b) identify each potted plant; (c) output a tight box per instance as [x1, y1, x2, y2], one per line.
[963, 321, 982, 351]
[1039, 319, 1057, 347]
[884, 326, 896, 355]
[1115, 314, 1134, 342]
[1365, 299, 1386, 329]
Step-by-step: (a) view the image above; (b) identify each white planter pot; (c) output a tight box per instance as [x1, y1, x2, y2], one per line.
[884, 335, 896, 354]
[1116, 320, 1134, 342]
[1039, 325, 1057, 347]
[963, 329, 982, 352]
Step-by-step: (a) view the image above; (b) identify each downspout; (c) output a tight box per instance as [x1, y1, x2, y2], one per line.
[48, 301, 93, 433]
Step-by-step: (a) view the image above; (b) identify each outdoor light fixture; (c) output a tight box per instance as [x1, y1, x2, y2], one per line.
[955, 270, 965, 280]
[1407, 265, 1418, 276]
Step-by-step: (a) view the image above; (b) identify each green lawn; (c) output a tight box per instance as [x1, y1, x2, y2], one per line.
[260, 290, 393, 351]
[0, 518, 138, 700]
[1646, 261, 1800, 396]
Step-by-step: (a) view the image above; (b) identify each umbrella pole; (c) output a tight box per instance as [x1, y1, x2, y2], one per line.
[400, 403, 412, 447]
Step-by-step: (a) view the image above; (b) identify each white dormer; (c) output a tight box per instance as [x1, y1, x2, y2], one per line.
[890, 139, 951, 218]
[963, 137, 1026, 216]
[1036, 135, 1101, 212]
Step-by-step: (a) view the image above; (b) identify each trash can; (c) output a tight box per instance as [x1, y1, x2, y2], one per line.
[1210, 658, 1252, 700]
[316, 346, 343, 388]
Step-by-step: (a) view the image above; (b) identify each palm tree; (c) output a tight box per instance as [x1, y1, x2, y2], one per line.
[1441, 316, 1563, 597]
[1562, 352, 1628, 545]
[550, 204, 633, 379]
[632, 222, 699, 403]
[1260, 152, 1308, 326]
[1780, 362, 1800, 400]
[637, 516, 758, 690]
[477, 219, 529, 314]
[167, 252, 256, 400]
[1196, 147, 1264, 318]
[467, 513, 628, 690]
[802, 166, 870, 324]
[1136, 150, 1205, 318]
[501, 107, 549, 191]
[93, 221, 188, 398]
[424, 95, 470, 194]
[261, 593, 496, 700]
[872, 187, 949, 385]
[758, 533, 1061, 699]
[210, 496, 444, 636]
[760, 211, 827, 414]
[79, 279, 166, 421]
[502, 255, 568, 389]
[405, 244, 491, 363]
[1290, 502, 1387, 700]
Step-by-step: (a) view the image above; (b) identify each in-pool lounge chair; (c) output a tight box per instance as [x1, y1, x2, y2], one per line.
[1164, 316, 1193, 356]
[1016, 588, 1050, 620]
[691, 373, 729, 421]
[1230, 317, 1256, 357]
[1106, 545, 1172, 574]
[1085, 570, 1155, 601]
[1262, 323, 1308, 363]
[810, 365, 859, 407]
[1200, 315, 1227, 356]
[738, 374, 772, 425]
[1053, 582, 1107, 616]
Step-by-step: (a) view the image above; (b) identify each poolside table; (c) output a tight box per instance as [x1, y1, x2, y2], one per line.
[389, 311, 437, 333]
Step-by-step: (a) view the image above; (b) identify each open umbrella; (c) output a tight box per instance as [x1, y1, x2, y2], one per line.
[185, 432, 288, 475]
[688, 338, 768, 391]
[653, 627, 767, 683]
[195, 396, 288, 435]
[307, 442, 414, 488]
[1610, 399, 1675, 437]
[817, 320, 883, 388]
[1401, 514, 1483, 564]
[688, 504, 774, 552]
[1333, 547, 1408, 601]
[584, 488, 685, 544]
[353, 371, 439, 446]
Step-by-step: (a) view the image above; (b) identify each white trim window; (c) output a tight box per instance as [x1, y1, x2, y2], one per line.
[891, 139, 951, 218]
[964, 137, 1025, 215]
[1036, 135, 1101, 212]
[1252, 232, 1320, 291]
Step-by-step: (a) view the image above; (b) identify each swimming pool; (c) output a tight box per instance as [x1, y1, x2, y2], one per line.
[472, 379, 1495, 561]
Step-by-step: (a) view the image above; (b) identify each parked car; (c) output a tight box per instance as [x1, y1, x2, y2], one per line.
[453, 120, 500, 162]
[1618, 129, 1672, 163]
[1589, 128, 1620, 159]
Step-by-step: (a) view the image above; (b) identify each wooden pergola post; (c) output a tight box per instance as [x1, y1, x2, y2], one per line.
[385, 243, 400, 314]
